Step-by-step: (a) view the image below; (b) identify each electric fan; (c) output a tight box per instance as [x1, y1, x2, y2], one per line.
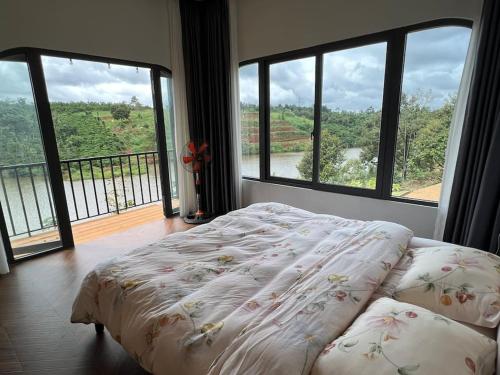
[181, 141, 212, 224]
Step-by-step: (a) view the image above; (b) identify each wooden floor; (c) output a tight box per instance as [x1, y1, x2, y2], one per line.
[0, 216, 193, 374]
[11, 202, 178, 257]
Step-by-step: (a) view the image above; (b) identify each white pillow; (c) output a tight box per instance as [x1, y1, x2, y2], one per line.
[393, 246, 500, 327]
[312, 298, 497, 375]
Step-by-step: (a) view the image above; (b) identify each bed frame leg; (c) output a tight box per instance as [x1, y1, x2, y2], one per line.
[95, 323, 104, 334]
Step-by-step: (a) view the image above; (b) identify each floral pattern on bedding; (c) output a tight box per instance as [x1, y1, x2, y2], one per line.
[393, 246, 500, 328]
[312, 298, 497, 375]
[71, 202, 412, 375]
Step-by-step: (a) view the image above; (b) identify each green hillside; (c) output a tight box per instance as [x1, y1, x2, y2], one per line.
[241, 93, 456, 194]
[0, 99, 174, 166]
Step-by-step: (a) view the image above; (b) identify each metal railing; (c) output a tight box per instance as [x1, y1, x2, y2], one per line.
[0, 151, 178, 238]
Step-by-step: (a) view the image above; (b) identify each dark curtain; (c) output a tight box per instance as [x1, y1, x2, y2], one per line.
[179, 0, 236, 216]
[443, 0, 500, 252]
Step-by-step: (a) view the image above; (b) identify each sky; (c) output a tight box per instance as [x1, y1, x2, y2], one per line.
[0, 57, 155, 106]
[0, 26, 470, 111]
[240, 26, 472, 111]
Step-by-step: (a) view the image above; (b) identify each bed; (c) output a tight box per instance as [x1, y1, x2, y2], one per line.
[71, 202, 499, 374]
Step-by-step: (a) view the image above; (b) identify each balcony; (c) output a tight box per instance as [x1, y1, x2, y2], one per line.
[0, 151, 179, 258]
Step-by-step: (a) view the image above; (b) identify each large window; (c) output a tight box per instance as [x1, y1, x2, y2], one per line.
[319, 42, 386, 188]
[391, 27, 471, 202]
[240, 20, 472, 206]
[270, 56, 315, 180]
[239, 63, 260, 178]
[41, 56, 159, 220]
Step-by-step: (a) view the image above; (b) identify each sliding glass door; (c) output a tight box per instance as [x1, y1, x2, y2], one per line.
[0, 57, 63, 258]
[0, 48, 178, 262]
[41, 56, 163, 224]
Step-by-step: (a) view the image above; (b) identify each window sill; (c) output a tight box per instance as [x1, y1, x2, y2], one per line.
[241, 176, 438, 208]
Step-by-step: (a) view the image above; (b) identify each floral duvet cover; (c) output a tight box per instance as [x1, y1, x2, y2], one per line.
[71, 202, 413, 374]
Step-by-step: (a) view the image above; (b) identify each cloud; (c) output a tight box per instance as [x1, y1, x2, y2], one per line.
[239, 63, 259, 105]
[401, 26, 471, 106]
[41, 56, 154, 106]
[1, 26, 471, 113]
[0, 56, 155, 106]
[270, 56, 316, 106]
[244, 25, 471, 111]
[0, 62, 34, 101]
[322, 42, 386, 111]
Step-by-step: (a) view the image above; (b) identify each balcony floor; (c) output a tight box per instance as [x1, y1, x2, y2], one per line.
[11, 200, 179, 255]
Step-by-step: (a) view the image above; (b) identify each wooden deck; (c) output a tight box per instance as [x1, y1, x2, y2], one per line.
[11, 201, 178, 250]
[403, 182, 441, 202]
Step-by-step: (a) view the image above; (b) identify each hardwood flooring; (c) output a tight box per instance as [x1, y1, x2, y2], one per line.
[0, 216, 193, 374]
[11, 202, 173, 250]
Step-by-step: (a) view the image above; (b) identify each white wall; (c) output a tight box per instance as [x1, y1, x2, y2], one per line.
[237, 0, 483, 238]
[0, 0, 171, 67]
[237, 0, 483, 61]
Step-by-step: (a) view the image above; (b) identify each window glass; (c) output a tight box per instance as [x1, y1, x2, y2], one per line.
[269, 56, 315, 180]
[319, 42, 387, 188]
[239, 63, 259, 178]
[160, 75, 179, 211]
[392, 26, 471, 202]
[41, 56, 159, 220]
[0, 59, 62, 258]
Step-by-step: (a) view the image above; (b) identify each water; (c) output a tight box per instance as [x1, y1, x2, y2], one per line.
[242, 147, 362, 179]
[0, 173, 165, 237]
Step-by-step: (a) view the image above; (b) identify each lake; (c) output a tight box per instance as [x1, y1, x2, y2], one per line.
[0, 173, 164, 238]
[242, 147, 362, 179]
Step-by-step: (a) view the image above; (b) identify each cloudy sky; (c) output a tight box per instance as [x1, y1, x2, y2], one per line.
[0, 26, 470, 111]
[0, 57, 154, 106]
[240, 26, 471, 110]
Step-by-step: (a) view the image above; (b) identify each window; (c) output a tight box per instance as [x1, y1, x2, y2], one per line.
[239, 63, 259, 178]
[391, 26, 472, 202]
[240, 20, 472, 206]
[0, 47, 178, 262]
[41, 56, 159, 220]
[160, 75, 180, 211]
[0, 58, 62, 258]
[269, 56, 315, 180]
[319, 42, 387, 188]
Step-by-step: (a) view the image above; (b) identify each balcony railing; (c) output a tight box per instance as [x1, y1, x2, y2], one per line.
[0, 151, 179, 239]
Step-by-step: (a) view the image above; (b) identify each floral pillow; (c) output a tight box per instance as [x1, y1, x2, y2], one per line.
[393, 246, 500, 328]
[312, 298, 497, 375]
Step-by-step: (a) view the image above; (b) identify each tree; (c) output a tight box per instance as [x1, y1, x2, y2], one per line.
[110, 104, 131, 120]
[358, 92, 435, 185]
[298, 131, 344, 181]
[408, 96, 455, 181]
[130, 96, 141, 109]
[52, 110, 124, 159]
[394, 93, 432, 182]
[0, 99, 45, 165]
[358, 110, 382, 165]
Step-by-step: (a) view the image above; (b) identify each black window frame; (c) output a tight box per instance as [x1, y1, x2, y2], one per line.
[0, 46, 177, 263]
[239, 18, 473, 207]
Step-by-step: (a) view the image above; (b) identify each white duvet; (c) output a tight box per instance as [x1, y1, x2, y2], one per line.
[71, 202, 413, 374]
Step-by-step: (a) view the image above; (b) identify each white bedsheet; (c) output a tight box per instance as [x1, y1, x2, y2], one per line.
[71, 202, 412, 374]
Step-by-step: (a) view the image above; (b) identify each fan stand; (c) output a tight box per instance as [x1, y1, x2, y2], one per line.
[184, 171, 213, 224]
